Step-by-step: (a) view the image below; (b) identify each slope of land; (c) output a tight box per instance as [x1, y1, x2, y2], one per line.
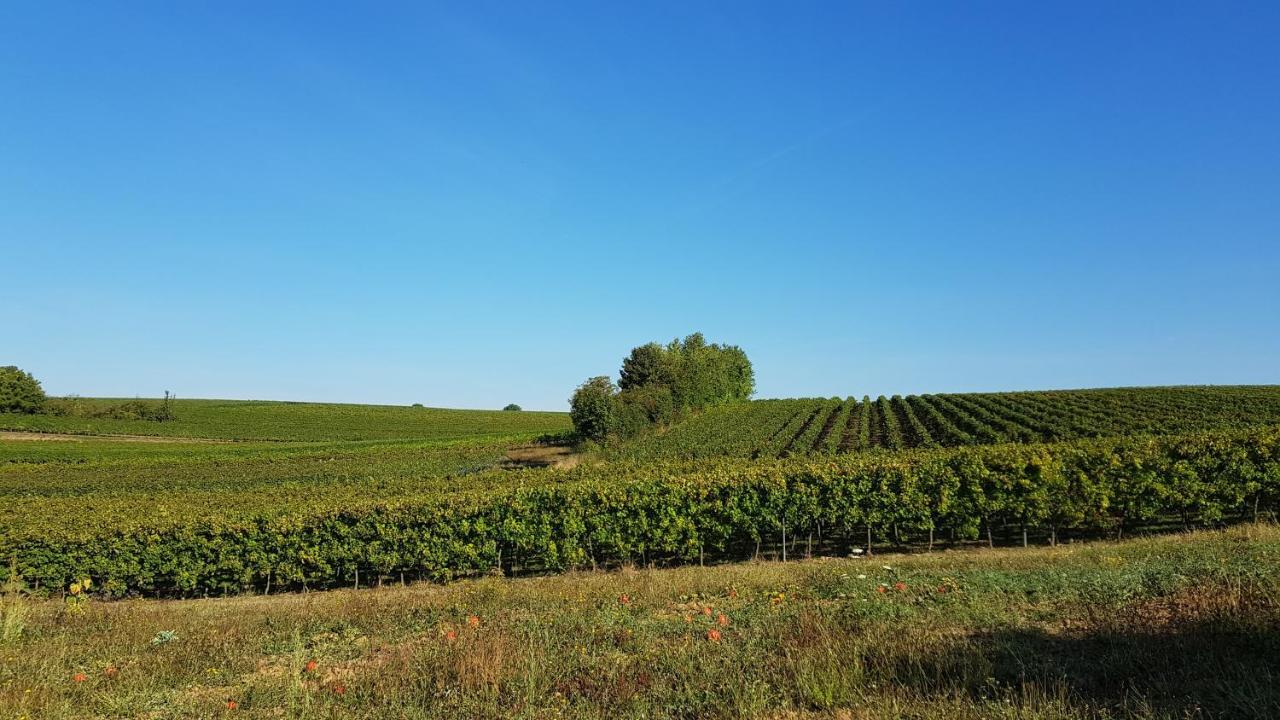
[0, 398, 571, 442]
[4, 525, 1278, 719]
[608, 385, 1280, 461]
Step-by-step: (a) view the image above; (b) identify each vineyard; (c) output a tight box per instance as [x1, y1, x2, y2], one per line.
[0, 398, 572, 441]
[3, 387, 1279, 598]
[4, 422, 1278, 597]
[5, 387, 1280, 719]
[609, 386, 1280, 461]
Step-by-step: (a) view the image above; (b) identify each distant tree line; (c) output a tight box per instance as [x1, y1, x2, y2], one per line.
[0, 366, 175, 421]
[570, 333, 754, 442]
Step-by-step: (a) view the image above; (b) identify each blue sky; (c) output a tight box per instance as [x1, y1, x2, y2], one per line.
[3, 2, 1277, 411]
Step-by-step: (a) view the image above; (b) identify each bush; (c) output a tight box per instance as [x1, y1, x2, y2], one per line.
[41, 397, 173, 422]
[0, 367, 46, 414]
[503, 404, 522, 412]
[618, 385, 676, 427]
[570, 377, 618, 441]
[573, 333, 754, 442]
[619, 333, 753, 409]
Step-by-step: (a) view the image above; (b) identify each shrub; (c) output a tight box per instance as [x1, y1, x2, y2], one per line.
[619, 333, 754, 410]
[42, 397, 173, 422]
[0, 367, 46, 414]
[618, 385, 676, 427]
[570, 377, 618, 441]
[503, 404, 522, 412]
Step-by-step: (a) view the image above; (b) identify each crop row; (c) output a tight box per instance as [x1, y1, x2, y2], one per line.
[612, 386, 1280, 461]
[6, 424, 1279, 597]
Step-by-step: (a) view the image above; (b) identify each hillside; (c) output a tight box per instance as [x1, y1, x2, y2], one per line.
[610, 385, 1280, 461]
[2, 384, 1278, 597]
[0, 398, 571, 442]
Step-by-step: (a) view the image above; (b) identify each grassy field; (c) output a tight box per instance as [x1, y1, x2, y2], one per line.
[3, 525, 1277, 719]
[0, 398, 571, 442]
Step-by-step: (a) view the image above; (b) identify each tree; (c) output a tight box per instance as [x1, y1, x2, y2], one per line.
[619, 343, 675, 391]
[664, 333, 754, 409]
[570, 376, 618, 441]
[503, 404, 522, 412]
[571, 333, 754, 443]
[0, 366, 46, 414]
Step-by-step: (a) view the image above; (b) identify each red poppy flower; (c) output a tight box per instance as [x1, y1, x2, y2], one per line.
[716, 613, 730, 627]
[702, 606, 713, 616]
[103, 666, 119, 678]
[937, 585, 948, 593]
[305, 660, 318, 673]
[225, 700, 238, 710]
[706, 629, 722, 642]
[466, 615, 481, 628]
[876, 586, 887, 594]
[618, 594, 631, 606]
[72, 672, 87, 683]
[444, 630, 458, 642]
[333, 684, 347, 695]
[894, 582, 907, 592]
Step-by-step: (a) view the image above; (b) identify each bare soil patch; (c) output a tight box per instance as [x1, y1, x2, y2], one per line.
[503, 444, 580, 469]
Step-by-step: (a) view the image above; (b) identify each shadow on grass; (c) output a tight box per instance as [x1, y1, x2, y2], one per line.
[891, 612, 1280, 718]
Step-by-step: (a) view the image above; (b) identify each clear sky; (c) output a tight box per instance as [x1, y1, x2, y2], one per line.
[3, 2, 1277, 411]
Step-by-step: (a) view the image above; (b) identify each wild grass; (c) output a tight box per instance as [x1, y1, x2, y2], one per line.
[2, 524, 1277, 719]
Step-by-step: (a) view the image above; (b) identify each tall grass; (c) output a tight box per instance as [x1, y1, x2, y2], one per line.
[2, 525, 1277, 719]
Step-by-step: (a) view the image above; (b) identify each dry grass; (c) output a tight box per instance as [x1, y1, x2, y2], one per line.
[2, 525, 1278, 719]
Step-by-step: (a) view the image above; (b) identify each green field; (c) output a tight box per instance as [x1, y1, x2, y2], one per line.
[3, 388, 1280, 719]
[2, 388, 1279, 599]
[610, 385, 1280, 460]
[4, 525, 1278, 719]
[0, 398, 571, 441]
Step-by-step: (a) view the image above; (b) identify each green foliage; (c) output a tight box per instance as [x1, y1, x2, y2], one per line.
[659, 332, 754, 409]
[44, 397, 175, 422]
[569, 376, 618, 441]
[7, 524, 1280, 719]
[0, 366, 46, 414]
[1, 559, 29, 643]
[502, 404, 522, 412]
[619, 342, 674, 391]
[575, 332, 754, 441]
[0, 398, 570, 441]
[3, 424, 1278, 597]
[611, 386, 1280, 461]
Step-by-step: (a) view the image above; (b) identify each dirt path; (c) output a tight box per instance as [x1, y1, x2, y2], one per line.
[0, 431, 233, 444]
